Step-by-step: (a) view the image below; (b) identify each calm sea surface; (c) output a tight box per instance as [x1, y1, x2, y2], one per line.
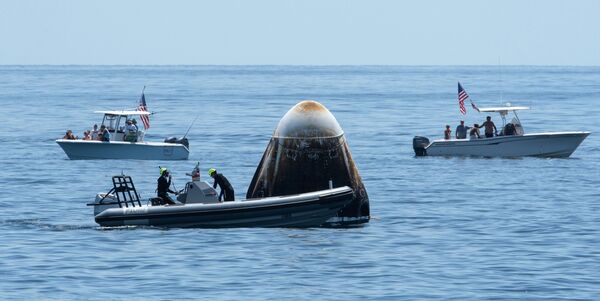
[0, 66, 599, 300]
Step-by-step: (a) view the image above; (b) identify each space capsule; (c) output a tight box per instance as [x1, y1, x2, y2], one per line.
[246, 100, 370, 225]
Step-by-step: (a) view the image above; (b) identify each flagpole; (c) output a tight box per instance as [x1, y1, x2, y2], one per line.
[137, 86, 150, 130]
[135, 86, 146, 110]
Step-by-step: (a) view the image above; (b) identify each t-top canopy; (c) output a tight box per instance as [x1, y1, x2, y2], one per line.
[477, 106, 530, 113]
[94, 110, 151, 116]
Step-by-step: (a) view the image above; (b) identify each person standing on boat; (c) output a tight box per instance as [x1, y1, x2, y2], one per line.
[208, 168, 234, 202]
[444, 125, 451, 140]
[99, 125, 111, 141]
[455, 120, 471, 139]
[91, 124, 99, 140]
[124, 119, 138, 142]
[481, 116, 497, 138]
[131, 118, 139, 132]
[157, 167, 178, 205]
[470, 124, 481, 139]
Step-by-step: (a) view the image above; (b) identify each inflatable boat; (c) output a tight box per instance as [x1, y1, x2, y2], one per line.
[89, 175, 354, 228]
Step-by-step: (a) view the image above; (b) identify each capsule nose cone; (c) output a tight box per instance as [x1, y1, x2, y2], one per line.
[273, 100, 344, 138]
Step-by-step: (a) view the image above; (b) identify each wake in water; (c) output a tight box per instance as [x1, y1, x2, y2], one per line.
[0, 219, 97, 231]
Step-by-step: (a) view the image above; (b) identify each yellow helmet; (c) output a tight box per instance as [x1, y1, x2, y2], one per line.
[208, 168, 217, 177]
[160, 167, 169, 176]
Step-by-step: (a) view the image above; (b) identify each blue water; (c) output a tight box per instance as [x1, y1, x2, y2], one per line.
[1, 66, 599, 300]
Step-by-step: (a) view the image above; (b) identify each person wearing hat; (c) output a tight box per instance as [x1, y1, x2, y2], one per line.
[208, 168, 234, 202]
[124, 119, 138, 142]
[157, 167, 178, 205]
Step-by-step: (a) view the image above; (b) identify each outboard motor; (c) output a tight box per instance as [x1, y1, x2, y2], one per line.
[413, 136, 430, 156]
[164, 136, 190, 149]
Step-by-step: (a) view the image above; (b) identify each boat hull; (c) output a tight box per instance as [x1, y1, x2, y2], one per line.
[56, 139, 189, 160]
[424, 132, 590, 158]
[94, 187, 354, 228]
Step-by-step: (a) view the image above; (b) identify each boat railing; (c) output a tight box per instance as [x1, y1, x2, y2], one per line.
[112, 175, 142, 207]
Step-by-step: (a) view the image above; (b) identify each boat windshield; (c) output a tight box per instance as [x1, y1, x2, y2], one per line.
[492, 110, 525, 136]
[102, 114, 123, 131]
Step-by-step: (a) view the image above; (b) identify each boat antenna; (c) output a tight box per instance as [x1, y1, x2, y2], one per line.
[134, 86, 146, 109]
[183, 114, 200, 139]
[135, 85, 146, 109]
[171, 178, 178, 194]
[498, 57, 504, 104]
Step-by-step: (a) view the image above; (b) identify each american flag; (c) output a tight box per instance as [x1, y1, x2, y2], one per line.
[137, 92, 150, 130]
[458, 82, 469, 115]
[470, 99, 480, 112]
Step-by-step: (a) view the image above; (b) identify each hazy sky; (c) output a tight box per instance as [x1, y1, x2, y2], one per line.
[1, 0, 599, 65]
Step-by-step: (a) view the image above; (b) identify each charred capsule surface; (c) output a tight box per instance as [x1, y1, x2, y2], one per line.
[246, 100, 370, 225]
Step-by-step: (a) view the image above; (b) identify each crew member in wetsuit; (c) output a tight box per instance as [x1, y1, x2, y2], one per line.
[157, 167, 178, 205]
[208, 168, 234, 202]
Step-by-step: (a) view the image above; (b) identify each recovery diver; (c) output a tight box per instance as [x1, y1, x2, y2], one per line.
[208, 168, 234, 202]
[157, 167, 178, 205]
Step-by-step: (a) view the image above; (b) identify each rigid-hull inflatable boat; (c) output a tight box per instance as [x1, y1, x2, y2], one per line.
[90, 175, 354, 228]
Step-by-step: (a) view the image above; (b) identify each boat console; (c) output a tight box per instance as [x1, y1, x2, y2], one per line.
[176, 181, 219, 204]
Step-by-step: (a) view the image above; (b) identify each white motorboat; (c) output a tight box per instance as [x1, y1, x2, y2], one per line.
[56, 110, 189, 160]
[88, 175, 354, 228]
[413, 105, 590, 158]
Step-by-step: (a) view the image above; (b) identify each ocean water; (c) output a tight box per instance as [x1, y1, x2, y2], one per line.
[0, 65, 599, 300]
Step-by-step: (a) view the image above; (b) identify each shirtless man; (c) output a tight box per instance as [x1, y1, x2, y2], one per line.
[470, 124, 481, 139]
[481, 116, 497, 138]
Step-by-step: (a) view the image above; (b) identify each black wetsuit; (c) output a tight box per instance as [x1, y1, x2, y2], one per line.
[213, 173, 234, 202]
[157, 175, 176, 204]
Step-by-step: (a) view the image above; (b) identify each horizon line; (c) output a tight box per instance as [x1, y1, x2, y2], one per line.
[1, 64, 599, 67]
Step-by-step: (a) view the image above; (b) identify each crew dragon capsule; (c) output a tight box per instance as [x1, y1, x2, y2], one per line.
[246, 100, 370, 225]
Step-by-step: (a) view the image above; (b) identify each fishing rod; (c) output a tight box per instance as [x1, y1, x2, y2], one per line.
[183, 114, 200, 139]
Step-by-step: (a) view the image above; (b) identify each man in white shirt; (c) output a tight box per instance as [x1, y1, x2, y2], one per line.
[124, 120, 138, 142]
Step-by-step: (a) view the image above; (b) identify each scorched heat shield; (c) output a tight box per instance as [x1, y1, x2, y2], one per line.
[246, 100, 370, 225]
